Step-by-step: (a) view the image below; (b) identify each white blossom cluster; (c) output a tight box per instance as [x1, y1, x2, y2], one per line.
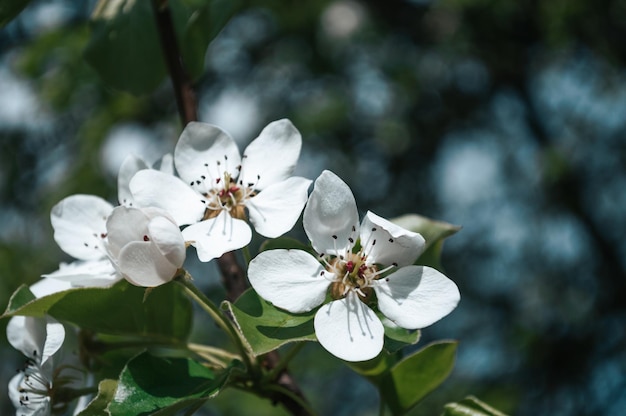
[8, 119, 460, 415]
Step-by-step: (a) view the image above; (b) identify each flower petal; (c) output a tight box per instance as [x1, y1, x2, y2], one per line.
[247, 176, 312, 238]
[148, 216, 186, 268]
[29, 277, 73, 297]
[174, 122, 241, 190]
[130, 169, 206, 225]
[182, 211, 252, 262]
[314, 293, 384, 362]
[7, 316, 65, 364]
[239, 119, 302, 189]
[373, 265, 460, 329]
[117, 154, 149, 206]
[51, 194, 113, 260]
[42, 259, 119, 287]
[118, 241, 177, 287]
[303, 170, 359, 256]
[248, 249, 331, 313]
[105, 206, 150, 259]
[360, 211, 425, 267]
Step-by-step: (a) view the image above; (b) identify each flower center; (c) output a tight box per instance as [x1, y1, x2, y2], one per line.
[194, 170, 259, 221]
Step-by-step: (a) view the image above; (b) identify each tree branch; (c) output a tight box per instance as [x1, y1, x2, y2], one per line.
[151, 3, 311, 414]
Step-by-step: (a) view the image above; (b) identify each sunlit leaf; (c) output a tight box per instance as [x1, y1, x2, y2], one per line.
[442, 395, 509, 416]
[76, 379, 118, 416]
[2, 280, 193, 342]
[380, 341, 458, 415]
[391, 214, 461, 270]
[0, 0, 32, 27]
[222, 289, 316, 356]
[109, 351, 238, 416]
[382, 318, 421, 354]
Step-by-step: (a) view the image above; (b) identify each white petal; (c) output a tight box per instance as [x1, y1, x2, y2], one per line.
[174, 122, 241, 189]
[105, 206, 150, 259]
[51, 194, 113, 260]
[361, 211, 425, 267]
[248, 249, 331, 313]
[314, 293, 384, 362]
[30, 277, 73, 297]
[7, 316, 65, 364]
[117, 154, 149, 206]
[42, 259, 119, 287]
[9, 371, 51, 415]
[303, 170, 359, 256]
[148, 216, 186, 268]
[373, 265, 460, 329]
[239, 119, 302, 190]
[118, 241, 177, 287]
[129, 170, 206, 226]
[247, 177, 312, 238]
[182, 212, 252, 262]
[157, 153, 175, 175]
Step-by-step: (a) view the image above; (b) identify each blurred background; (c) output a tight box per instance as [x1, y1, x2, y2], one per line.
[1, 0, 626, 414]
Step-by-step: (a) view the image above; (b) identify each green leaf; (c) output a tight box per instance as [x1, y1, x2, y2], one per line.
[2, 280, 193, 342]
[222, 289, 317, 356]
[442, 396, 509, 416]
[383, 320, 421, 354]
[259, 236, 314, 254]
[84, 0, 165, 95]
[380, 341, 458, 415]
[0, 0, 32, 27]
[76, 379, 118, 416]
[84, 0, 240, 95]
[391, 214, 461, 270]
[109, 351, 236, 416]
[4, 284, 36, 313]
[346, 351, 397, 383]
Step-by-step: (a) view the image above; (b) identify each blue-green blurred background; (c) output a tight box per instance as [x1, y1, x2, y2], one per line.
[2, 0, 626, 414]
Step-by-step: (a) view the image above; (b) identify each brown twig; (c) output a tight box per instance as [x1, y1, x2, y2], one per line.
[151, 2, 311, 414]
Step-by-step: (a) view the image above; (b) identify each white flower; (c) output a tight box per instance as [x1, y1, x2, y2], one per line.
[118, 153, 174, 207]
[44, 194, 120, 287]
[248, 170, 460, 362]
[129, 119, 312, 261]
[7, 316, 65, 416]
[105, 206, 186, 287]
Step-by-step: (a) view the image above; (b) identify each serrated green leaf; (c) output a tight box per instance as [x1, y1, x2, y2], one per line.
[76, 379, 118, 416]
[391, 214, 461, 270]
[109, 351, 234, 416]
[442, 396, 509, 416]
[222, 289, 316, 356]
[2, 280, 193, 342]
[380, 340, 458, 415]
[0, 0, 32, 27]
[4, 284, 36, 314]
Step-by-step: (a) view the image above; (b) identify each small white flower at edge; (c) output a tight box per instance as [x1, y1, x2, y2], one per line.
[129, 119, 312, 262]
[7, 315, 65, 416]
[248, 170, 461, 362]
[44, 194, 120, 288]
[105, 206, 186, 287]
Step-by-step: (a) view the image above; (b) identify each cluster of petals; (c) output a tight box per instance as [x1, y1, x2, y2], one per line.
[43, 153, 185, 290]
[7, 315, 65, 416]
[129, 119, 312, 261]
[248, 170, 461, 362]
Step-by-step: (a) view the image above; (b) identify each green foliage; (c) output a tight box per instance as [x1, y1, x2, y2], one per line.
[2, 281, 193, 342]
[442, 395, 509, 416]
[222, 289, 317, 356]
[84, 0, 241, 95]
[381, 341, 458, 415]
[391, 214, 461, 271]
[383, 321, 421, 354]
[77, 379, 118, 416]
[108, 351, 239, 415]
[0, 0, 32, 27]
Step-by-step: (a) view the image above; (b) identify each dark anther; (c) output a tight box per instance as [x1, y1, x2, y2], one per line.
[392, 262, 398, 267]
[201, 175, 206, 179]
[332, 235, 338, 239]
[372, 239, 376, 246]
[348, 237, 354, 243]
[389, 238, 394, 243]
[195, 180, 201, 185]
[143, 235, 150, 241]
